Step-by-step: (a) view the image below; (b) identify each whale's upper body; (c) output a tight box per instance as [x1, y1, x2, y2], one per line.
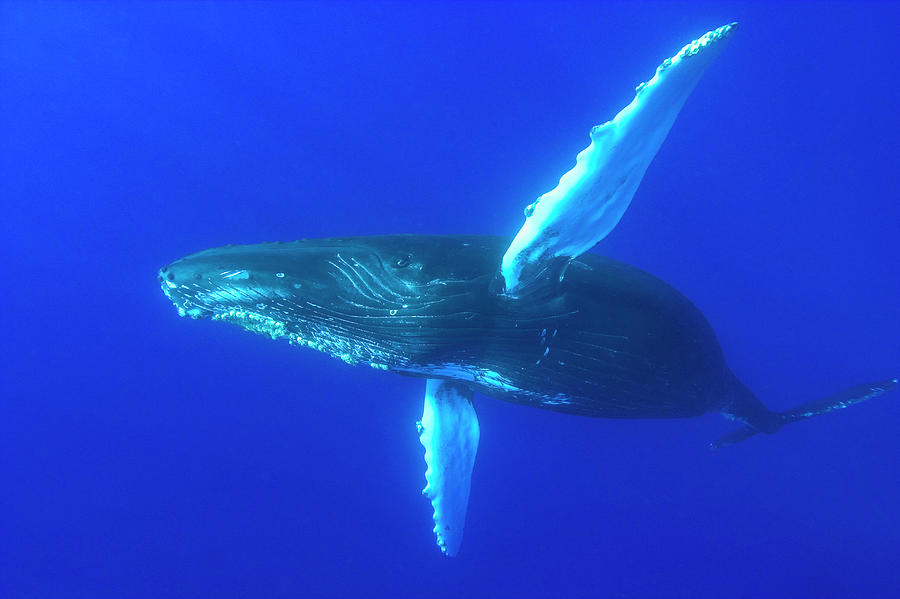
[160, 235, 733, 420]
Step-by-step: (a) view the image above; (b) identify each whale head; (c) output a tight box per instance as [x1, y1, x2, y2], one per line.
[158, 236, 506, 368]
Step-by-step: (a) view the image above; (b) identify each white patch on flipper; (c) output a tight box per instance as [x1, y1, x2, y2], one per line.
[501, 23, 738, 296]
[417, 379, 479, 556]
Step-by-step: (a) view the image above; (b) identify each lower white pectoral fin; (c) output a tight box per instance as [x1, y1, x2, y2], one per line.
[417, 379, 479, 556]
[501, 23, 738, 296]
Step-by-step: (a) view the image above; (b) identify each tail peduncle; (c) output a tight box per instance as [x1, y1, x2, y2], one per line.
[710, 377, 898, 450]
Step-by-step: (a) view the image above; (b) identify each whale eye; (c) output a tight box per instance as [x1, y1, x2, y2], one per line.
[393, 254, 411, 269]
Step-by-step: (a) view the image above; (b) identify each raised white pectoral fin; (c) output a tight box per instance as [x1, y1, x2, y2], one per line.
[417, 379, 479, 556]
[501, 23, 737, 296]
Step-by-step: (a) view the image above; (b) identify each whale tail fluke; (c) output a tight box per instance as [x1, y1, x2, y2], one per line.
[710, 377, 898, 450]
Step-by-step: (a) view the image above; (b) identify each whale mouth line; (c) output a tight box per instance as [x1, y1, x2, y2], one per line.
[159, 281, 231, 320]
[160, 275, 293, 320]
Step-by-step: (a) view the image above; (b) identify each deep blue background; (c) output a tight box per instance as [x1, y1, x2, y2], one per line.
[2, 2, 899, 598]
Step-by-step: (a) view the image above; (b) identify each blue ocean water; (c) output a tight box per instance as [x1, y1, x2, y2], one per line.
[2, 2, 899, 598]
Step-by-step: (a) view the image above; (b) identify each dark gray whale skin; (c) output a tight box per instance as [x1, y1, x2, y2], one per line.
[159, 235, 770, 425]
[160, 234, 895, 441]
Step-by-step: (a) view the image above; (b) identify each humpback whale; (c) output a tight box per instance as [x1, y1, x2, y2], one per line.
[159, 23, 897, 556]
